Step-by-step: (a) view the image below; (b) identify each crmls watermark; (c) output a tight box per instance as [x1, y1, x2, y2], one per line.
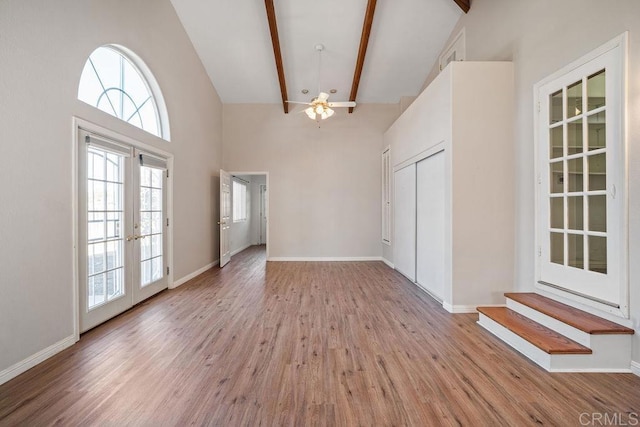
[579, 412, 639, 426]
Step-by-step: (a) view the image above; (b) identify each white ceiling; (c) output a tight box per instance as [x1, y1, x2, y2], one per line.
[170, 0, 462, 105]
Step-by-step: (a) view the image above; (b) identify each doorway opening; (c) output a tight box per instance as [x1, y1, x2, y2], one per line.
[219, 171, 268, 267]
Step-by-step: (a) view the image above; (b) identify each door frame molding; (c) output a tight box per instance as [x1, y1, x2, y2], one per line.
[227, 171, 270, 260]
[72, 116, 174, 340]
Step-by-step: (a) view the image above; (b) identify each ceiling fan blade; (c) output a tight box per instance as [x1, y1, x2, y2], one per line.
[327, 101, 356, 108]
[286, 100, 312, 105]
[317, 92, 330, 102]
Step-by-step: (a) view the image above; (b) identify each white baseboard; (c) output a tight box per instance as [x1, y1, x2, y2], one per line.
[443, 303, 476, 314]
[548, 368, 632, 373]
[267, 256, 383, 262]
[443, 303, 505, 314]
[382, 258, 394, 269]
[231, 243, 252, 257]
[632, 361, 640, 377]
[0, 334, 76, 386]
[171, 260, 219, 288]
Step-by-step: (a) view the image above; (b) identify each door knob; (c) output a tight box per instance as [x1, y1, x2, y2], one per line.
[127, 235, 146, 241]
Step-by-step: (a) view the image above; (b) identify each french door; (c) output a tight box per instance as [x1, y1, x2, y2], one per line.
[78, 130, 168, 332]
[536, 36, 626, 314]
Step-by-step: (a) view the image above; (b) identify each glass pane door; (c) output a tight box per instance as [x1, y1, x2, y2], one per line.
[133, 155, 168, 302]
[79, 131, 134, 333]
[79, 131, 169, 332]
[139, 166, 164, 287]
[87, 147, 126, 308]
[547, 70, 608, 275]
[536, 37, 625, 313]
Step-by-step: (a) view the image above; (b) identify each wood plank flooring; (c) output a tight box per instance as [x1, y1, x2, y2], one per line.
[1, 245, 639, 426]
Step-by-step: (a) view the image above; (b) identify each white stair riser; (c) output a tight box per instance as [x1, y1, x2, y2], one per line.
[506, 299, 591, 347]
[477, 314, 552, 371]
[559, 334, 632, 371]
[478, 313, 633, 373]
[551, 334, 632, 371]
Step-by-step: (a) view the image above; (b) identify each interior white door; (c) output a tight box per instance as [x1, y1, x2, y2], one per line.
[416, 151, 445, 299]
[394, 164, 416, 282]
[79, 132, 169, 332]
[219, 169, 231, 267]
[259, 184, 267, 245]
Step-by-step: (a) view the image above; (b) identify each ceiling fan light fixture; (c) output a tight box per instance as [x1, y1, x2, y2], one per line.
[321, 108, 334, 120]
[305, 107, 315, 119]
[291, 44, 349, 123]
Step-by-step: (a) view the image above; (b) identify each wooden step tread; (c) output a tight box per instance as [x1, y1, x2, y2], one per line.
[477, 307, 592, 355]
[505, 293, 634, 335]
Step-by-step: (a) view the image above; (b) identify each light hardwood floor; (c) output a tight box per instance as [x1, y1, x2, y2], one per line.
[1, 245, 639, 426]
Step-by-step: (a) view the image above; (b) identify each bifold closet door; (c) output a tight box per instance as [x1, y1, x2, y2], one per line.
[394, 164, 416, 281]
[416, 151, 445, 299]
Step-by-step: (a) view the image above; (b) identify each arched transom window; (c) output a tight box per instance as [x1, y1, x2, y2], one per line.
[78, 45, 169, 140]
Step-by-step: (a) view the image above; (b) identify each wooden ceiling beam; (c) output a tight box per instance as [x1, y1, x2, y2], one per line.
[264, 0, 289, 113]
[453, 0, 470, 13]
[348, 0, 377, 113]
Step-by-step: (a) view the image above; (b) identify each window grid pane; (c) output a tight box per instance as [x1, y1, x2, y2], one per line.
[140, 165, 163, 287]
[87, 147, 125, 310]
[547, 69, 607, 275]
[78, 46, 162, 138]
[233, 180, 248, 222]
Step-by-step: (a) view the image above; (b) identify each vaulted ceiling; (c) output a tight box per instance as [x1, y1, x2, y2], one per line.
[170, 0, 464, 110]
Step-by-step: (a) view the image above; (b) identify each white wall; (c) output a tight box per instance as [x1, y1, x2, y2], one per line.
[223, 104, 399, 259]
[426, 0, 640, 361]
[0, 0, 222, 378]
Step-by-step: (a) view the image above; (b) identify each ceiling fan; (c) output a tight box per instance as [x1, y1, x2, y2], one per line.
[286, 44, 356, 121]
[287, 92, 356, 121]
